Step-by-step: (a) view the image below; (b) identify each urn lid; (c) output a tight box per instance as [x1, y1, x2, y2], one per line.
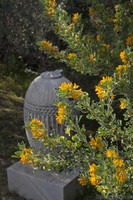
[24, 69, 71, 106]
[41, 69, 63, 79]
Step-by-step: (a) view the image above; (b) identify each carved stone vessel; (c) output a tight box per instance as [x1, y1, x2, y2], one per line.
[24, 69, 71, 153]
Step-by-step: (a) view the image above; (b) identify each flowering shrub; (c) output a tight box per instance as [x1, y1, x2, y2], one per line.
[37, 0, 133, 76]
[14, 50, 133, 199]
[13, 0, 133, 199]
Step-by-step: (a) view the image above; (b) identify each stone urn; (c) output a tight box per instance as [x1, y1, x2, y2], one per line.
[24, 69, 71, 153]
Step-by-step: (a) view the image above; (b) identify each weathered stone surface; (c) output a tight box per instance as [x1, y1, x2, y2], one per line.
[7, 162, 82, 200]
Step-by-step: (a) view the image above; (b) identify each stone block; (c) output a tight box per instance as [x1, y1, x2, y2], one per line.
[7, 162, 82, 200]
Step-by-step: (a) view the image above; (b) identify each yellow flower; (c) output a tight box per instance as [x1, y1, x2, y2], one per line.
[90, 138, 97, 148]
[68, 53, 77, 60]
[126, 36, 133, 46]
[59, 82, 72, 91]
[120, 51, 126, 63]
[79, 176, 86, 186]
[113, 159, 125, 167]
[48, 11, 52, 16]
[113, 168, 127, 183]
[111, 94, 116, 99]
[90, 137, 104, 151]
[116, 65, 123, 73]
[72, 13, 79, 23]
[20, 148, 33, 165]
[96, 35, 100, 41]
[45, 0, 56, 16]
[75, 35, 79, 39]
[73, 83, 79, 89]
[89, 164, 101, 186]
[31, 119, 44, 128]
[89, 54, 93, 63]
[115, 5, 118, 11]
[32, 119, 42, 124]
[45, 0, 56, 10]
[59, 82, 83, 100]
[31, 119, 46, 139]
[89, 163, 97, 173]
[71, 89, 83, 100]
[57, 102, 63, 108]
[120, 100, 127, 109]
[116, 64, 129, 76]
[99, 76, 112, 85]
[110, 49, 114, 54]
[103, 44, 110, 48]
[95, 76, 112, 99]
[106, 149, 118, 158]
[41, 40, 54, 52]
[56, 105, 68, 124]
[89, 175, 100, 186]
[56, 115, 64, 124]
[95, 86, 106, 98]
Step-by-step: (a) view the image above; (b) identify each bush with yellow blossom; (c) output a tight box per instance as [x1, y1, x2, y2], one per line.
[13, 0, 133, 199]
[37, 0, 133, 77]
[14, 50, 133, 199]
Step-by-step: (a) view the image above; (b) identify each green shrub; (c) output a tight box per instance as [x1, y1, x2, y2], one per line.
[14, 1, 133, 199]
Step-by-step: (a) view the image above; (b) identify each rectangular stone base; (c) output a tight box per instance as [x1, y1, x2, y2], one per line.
[7, 162, 83, 200]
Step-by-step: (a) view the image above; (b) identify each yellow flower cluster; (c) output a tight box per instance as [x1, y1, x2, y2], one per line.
[95, 76, 113, 99]
[56, 103, 68, 124]
[68, 53, 77, 60]
[120, 51, 126, 63]
[113, 18, 117, 23]
[72, 13, 79, 23]
[90, 137, 105, 151]
[89, 164, 101, 186]
[115, 5, 118, 11]
[41, 40, 55, 53]
[96, 35, 100, 41]
[120, 99, 127, 109]
[103, 44, 110, 48]
[116, 64, 128, 75]
[113, 159, 125, 167]
[106, 149, 127, 184]
[106, 149, 118, 158]
[45, 0, 56, 16]
[126, 36, 133, 46]
[99, 76, 112, 85]
[20, 148, 33, 165]
[59, 82, 83, 100]
[31, 119, 47, 139]
[79, 176, 86, 186]
[113, 168, 127, 184]
[95, 86, 107, 98]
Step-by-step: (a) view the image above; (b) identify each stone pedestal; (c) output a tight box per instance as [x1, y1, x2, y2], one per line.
[7, 162, 83, 200]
